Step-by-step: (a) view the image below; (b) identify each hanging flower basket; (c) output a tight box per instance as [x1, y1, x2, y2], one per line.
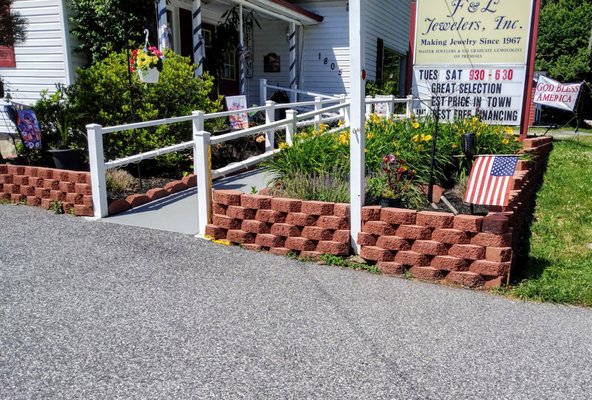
[130, 46, 164, 84]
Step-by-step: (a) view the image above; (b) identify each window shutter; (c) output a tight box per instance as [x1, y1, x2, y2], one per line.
[0, 45, 16, 68]
[375, 38, 384, 83]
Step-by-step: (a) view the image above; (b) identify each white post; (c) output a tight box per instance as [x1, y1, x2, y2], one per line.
[192, 0, 204, 76]
[157, 0, 168, 51]
[86, 124, 108, 218]
[406, 94, 413, 119]
[289, 22, 297, 103]
[239, 4, 245, 95]
[365, 96, 372, 117]
[349, 0, 366, 254]
[193, 111, 211, 236]
[314, 96, 322, 130]
[386, 95, 394, 116]
[344, 96, 351, 126]
[260, 79, 267, 106]
[285, 109, 297, 146]
[265, 100, 275, 152]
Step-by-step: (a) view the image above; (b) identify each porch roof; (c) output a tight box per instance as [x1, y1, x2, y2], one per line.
[232, 0, 323, 25]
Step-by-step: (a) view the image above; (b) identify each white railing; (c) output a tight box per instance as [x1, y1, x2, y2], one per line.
[259, 78, 340, 105]
[87, 95, 413, 236]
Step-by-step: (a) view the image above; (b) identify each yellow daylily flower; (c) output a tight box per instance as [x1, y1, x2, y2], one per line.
[412, 122, 420, 129]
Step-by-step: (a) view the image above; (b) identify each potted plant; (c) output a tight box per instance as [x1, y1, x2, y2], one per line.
[129, 46, 164, 83]
[367, 154, 420, 208]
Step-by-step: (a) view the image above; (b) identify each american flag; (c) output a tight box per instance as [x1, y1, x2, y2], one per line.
[464, 155, 518, 207]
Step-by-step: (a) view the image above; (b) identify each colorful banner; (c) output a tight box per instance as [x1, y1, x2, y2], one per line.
[533, 75, 582, 112]
[16, 109, 42, 149]
[225, 95, 249, 130]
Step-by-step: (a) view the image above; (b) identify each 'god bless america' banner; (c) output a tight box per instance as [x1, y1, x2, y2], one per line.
[412, 0, 536, 125]
[533, 75, 582, 112]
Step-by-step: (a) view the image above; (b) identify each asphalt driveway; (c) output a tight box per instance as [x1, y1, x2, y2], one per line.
[1, 205, 591, 399]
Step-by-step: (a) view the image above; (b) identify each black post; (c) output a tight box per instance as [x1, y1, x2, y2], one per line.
[427, 98, 440, 203]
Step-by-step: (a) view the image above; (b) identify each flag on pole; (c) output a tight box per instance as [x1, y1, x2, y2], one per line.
[464, 155, 518, 207]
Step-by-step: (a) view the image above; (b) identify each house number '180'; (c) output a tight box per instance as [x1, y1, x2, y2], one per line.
[318, 52, 342, 76]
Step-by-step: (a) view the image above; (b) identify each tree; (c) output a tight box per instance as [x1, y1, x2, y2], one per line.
[0, 0, 26, 46]
[67, 0, 157, 64]
[536, 0, 592, 82]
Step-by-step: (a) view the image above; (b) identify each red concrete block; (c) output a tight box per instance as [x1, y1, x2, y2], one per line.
[302, 226, 333, 241]
[453, 215, 483, 232]
[333, 203, 350, 218]
[431, 229, 470, 244]
[316, 241, 349, 256]
[20, 186, 35, 197]
[523, 136, 552, 149]
[299, 251, 324, 261]
[446, 271, 484, 288]
[0, 174, 13, 184]
[256, 209, 286, 224]
[363, 221, 396, 236]
[7, 165, 25, 175]
[242, 244, 262, 252]
[380, 208, 417, 225]
[377, 262, 406, 275]
[257, 187, 271, 196]
[333, 230, 350, 244]
[409, 266, 443, 281]
[43, 179, 59, 190]
[286, 212, 317, 226]
[62, 202, 74, 214]
[271, 197, 302, 213]
[58, 181, 74, 193]
[50, 190, 65, 201]
[395, 251, 431, 267]
[226, 206, 256, 220]
[56, 170, 70, 181]
[269, 247, 292, 256]
[396, 225, 432, 240]
[411, 240, 448, 256]
[357, 232, 377, 247]
[181, 174, 197, 187]
[481, 214, 510, 234]
[28, 177, 43, 187]
[75, 183, 92, 196]
[271, 223, 302, 238]
[74, 204, 93, 217]
[83, 196, 93, 207]
[37, 168, 53, 179]
[449, 244, 486, 260]
[471, 233, 512, 248]
[301, 200, 334, 216]
[241, 219, 271, 234]
[69, 172, 88, 184]
[316, 215, 348, 230]
[212, 203, 228, 216]
[360, 246, 395, 262]
[108, 198, 131, 215]
[13, 175, 29, 186]
[361, 206, 381, 222]
[0, 165, 7, 174]
[469, 260, 510, 277]
[431, 256, 468, 271]
[205, 224, 227, 240]
[376, 236, 411, 251]
[485, 247, 512, 263]
[516, 159, 532, 171]
[483, 276, 504, 289]
[213, 190, 242, 206]
[226, 229, 256, 244]
[26, 196, 41, 207]
[11, 194, 25, 203]
[241, 194, 272, 209]
[416, 211, 454, 229]
[66, 193, 83, 205]
[34, 187, 50, 199]
[285, 237, 316, 251]
[212, 215, 242, 230]
[126, 194, 150, 208]
[164, 181, 188, 194]
[41, 198, 53, 210]
[4, 184, 19, 194]
[255, 234, 285, 248]
[146, 188, 168, 201]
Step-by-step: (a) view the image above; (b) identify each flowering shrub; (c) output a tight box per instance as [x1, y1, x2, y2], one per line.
[130, 46, 164, 73]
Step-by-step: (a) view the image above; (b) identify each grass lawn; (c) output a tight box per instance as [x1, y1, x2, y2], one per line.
[508, 136, 592, 306]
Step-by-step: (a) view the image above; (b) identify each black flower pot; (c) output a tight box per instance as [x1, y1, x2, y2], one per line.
[49, 149, 84, 171]
[379, 197, 405, 208]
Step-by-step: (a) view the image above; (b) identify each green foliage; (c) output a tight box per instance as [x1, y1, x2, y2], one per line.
[510, 137, 592, 306]
[49, 200, 64, 214]
[67, 50, 221, 168]
[67, 0, 155, 64]
[319, 254, 381, 274]
[0, 0, 27, 46]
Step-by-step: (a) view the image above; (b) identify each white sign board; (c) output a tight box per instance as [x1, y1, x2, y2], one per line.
[533, 75, 582, 112]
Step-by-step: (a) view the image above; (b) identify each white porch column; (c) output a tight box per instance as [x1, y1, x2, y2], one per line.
[289, 22, 297, 103]
[192, 0, 204, 76]
[349, 0, 366, 254]
[157, 0, 169, 51]
[239, 4, 246, 95]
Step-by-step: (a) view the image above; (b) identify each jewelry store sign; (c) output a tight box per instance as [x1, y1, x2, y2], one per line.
[412, 0, 535, 124]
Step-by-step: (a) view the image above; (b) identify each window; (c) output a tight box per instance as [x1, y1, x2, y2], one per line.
[221, 50, 236, 81]
[375, 38, 405, 95]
